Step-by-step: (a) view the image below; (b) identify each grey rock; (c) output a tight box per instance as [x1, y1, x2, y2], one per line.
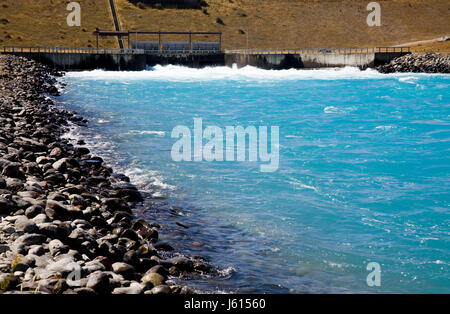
[82, 260, 106, 274]
[46, 256, 79, 276]
[14, 216, 37, 233]
[28, 245, 45, 256]
[69, 194, 87, 208]
[112, 262, 134, 275]
[112, 282, 145, 295]
[86, 271, 110, 294]
[14, 233, 46, 247]
[25, 205, 44, 219]
[141, 272, 165, 288]
[148, 285, 172, 295]
[36, 156, 53, 165]
[5, 177, 24, 191]
[49, 239, 65, 256]
[32, 213, 49, 224]
[45, 200, 68, 220]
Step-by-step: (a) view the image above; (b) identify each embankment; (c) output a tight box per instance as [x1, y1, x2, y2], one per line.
[376, 53, 450, 73]
[0, 55, 211, 294]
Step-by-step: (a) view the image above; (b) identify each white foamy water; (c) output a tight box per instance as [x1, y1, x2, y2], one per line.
[64, 65, 441, 82]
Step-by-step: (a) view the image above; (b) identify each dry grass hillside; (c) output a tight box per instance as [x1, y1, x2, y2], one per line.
[0, 0, 115, 48]
[0, 0, 449, 51]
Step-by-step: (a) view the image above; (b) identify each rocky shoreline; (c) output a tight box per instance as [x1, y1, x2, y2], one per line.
[0, 55, 211, 294]
[376, 52, 450, 74]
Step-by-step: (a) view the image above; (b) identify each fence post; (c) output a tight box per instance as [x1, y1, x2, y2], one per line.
[158, 31, 162, 52]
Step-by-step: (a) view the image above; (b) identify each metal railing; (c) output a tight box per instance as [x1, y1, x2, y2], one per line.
[144, 49, 223, 55]
[225, 47, 411, 55]
[2, 46, 144, 54]
[2, 46, 223, 55]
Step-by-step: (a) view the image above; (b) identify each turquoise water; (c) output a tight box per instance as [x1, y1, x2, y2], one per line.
[60, 66, 449, 293]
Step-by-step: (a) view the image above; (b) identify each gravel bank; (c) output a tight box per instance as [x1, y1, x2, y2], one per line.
[0, 55, 211, 294]
[377, 52, 450, 73]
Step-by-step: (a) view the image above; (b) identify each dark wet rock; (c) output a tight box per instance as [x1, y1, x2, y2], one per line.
[154, 242, 175, 251]
[86, 271, 111, 294]
[120, 229, 140, 242]
[45, 200, 68, 220]
[133, 219, 159, 240]
[73, 288, 96, 295]
[0, 196, 16, 214]
[137, 244, 157, 258]
[12, 195, 32, 210]
[169, 257, 194, 272]
[25, 205, 45, 219]
[74, 147, 90, 156]
[194, 262, 211, 273]
[44, 172, 66, 185]
[1, 161, 22, 178]
[146, 265, 168, 277]
[0, 176, 6, 189]
[123, 250, 139, 267]
[101, 199, 131, 213]
[137, 258, 158, 273]
[180, 286, 194, 295]
[47, 192, 67, 202]
[69, 194, 87, 209]
[0, 245, 10, 254]
[168, 266, 180, 276]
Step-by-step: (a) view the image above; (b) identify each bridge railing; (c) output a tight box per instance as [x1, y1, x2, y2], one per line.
[144, 49, 223, 55]
[2, 46, 145, 54]
[225, 47, 411, 55]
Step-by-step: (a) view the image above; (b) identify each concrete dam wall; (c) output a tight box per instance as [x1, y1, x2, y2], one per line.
[3, 49, 408, 71]
[3, 52, 225, 71]
[225, 52, 410, 70]
[4, 52, 147, 71]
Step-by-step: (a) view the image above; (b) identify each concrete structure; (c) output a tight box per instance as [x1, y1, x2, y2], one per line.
[2, 46, 409, 71]
[2, 47, 223, 71]
[225, 48, 410, 70]
[131, 41, 159, 51]
[95, 30, 223, 52]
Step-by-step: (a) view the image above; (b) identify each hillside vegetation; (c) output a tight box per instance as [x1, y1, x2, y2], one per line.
[0, 0, 114, 48]
[0, 0, 449, 51]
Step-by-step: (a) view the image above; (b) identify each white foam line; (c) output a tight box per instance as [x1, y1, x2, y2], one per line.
[64, 65, 447, 82]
